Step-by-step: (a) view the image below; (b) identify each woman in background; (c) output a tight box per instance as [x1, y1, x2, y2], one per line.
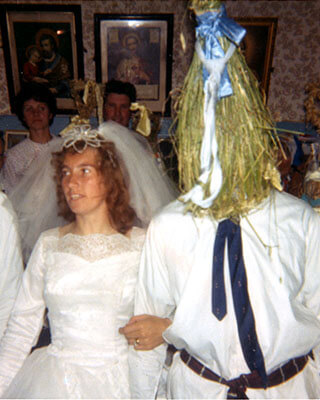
[0, 83, 63, 262]
[0, 83, 59, 195]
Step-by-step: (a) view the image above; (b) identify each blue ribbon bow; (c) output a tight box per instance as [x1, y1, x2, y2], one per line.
[196, 5, 246, 99]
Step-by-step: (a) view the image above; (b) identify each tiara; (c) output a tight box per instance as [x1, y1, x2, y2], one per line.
[61, 124, 107, 153]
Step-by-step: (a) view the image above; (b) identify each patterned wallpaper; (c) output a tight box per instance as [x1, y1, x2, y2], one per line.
[0, 0, 319, 122]
[226, 0, 320, 122]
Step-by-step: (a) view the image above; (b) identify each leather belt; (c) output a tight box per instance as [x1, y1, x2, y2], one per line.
[180, 349, 311, 399]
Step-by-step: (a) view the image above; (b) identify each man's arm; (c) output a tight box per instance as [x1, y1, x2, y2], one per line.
[129, 216, 175, 399]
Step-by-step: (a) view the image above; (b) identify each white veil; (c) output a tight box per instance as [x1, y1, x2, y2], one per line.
[8, 138, 66, 262]
[98, 121, 178, 226]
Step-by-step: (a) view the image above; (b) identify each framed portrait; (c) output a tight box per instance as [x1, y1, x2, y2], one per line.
[4, 130, 29, 152]
[0, 4, 84, 114]
[234, 17, 278, 100]
[94, 14, 173, 115]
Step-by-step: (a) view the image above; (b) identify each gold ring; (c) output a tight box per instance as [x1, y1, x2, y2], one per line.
[135, 338, 140, 346]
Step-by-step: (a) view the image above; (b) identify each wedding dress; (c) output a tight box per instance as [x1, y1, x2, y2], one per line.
[0, 226, 145, 399]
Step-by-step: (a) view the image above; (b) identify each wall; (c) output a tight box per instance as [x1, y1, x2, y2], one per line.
[225, 0, 320, 122]
[0, 0, 319, 123]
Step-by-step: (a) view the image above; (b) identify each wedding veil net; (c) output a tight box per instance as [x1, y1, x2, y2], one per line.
[8, 138, 66, 262]
[98, 121, 178, 226]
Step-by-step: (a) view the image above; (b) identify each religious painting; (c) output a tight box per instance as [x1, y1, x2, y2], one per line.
[95, 14, 173, 115]
[0, 4, 84, 113]
[4, 130, 29, 151]
[234, 17, 278, 101]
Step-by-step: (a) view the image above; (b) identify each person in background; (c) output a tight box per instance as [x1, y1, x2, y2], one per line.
[0, 83, 60, 195]
[0, 83, 64, 262]
[103, 79, 136, 128]
[0, 191, 23, 340]
[103, 79, 152, 151]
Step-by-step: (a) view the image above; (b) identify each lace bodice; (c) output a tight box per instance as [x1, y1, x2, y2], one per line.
[56, 231, 144, 262]
[43, 228, 145, 354]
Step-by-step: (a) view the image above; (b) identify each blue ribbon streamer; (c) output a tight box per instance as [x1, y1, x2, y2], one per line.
[196, 5, 246, 99]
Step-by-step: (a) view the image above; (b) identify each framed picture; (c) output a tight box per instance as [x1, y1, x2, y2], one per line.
[94, 14, 173, 115]
[0, 4, 84, 114]
[234, 17, 278, 100]
[4, 130, 29, 152]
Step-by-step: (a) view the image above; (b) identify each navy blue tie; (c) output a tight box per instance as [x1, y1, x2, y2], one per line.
[212, 219, 267, 386]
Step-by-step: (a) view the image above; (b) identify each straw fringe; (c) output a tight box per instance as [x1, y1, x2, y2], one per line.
[173, 6, 280, 220]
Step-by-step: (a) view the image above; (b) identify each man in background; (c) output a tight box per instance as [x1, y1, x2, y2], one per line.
[103, 79, 136, 128]
[103, 79, 152, 151]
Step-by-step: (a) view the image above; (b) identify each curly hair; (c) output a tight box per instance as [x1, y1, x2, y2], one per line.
[52, 140, 137, 234]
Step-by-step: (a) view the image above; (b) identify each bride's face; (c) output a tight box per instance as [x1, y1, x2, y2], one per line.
[61, 147, 108, 218]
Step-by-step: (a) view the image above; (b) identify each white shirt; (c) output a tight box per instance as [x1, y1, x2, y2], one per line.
[0, 137, 58, 195]
[129, 190, 320, 398]
[0, 192, 23, 339]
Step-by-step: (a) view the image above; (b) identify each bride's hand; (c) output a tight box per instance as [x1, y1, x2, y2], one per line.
[119, 314, 171, 351]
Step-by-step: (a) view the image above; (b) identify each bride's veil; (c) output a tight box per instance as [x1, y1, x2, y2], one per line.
[8, 138, 65, 263]
[98, 121, 178, 227]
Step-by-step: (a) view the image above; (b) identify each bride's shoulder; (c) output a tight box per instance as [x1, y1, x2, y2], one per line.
[37, 227, 61, 244]
[29, 227, 60, 259]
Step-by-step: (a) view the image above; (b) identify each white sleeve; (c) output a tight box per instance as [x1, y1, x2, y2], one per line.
[297, 209, 320, 377]
[0, 198, 23, 338]
[300, 210, 320, 314]
[0, 233, 47, 395]
[129, 216, 176, 399]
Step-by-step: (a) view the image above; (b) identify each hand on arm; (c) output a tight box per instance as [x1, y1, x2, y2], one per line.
[119, 314, 172, 351]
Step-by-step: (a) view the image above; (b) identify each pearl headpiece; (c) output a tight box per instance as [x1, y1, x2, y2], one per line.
[61, 124, 107, 153]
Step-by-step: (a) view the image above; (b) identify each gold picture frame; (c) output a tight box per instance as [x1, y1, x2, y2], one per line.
[0, 4, 84, 114]
[94, 14, 173, 115]
[234, 17, 278, 100]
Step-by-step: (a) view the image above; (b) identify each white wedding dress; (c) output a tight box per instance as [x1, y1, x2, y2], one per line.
[0, 226, 146, 399]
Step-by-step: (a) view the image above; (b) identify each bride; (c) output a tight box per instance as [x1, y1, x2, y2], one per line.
[0, 121, 176, 398]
